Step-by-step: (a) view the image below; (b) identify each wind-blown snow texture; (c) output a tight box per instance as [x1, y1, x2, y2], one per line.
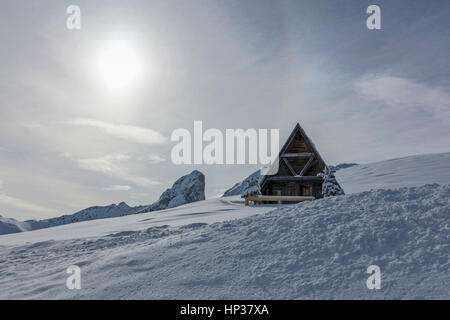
[0, 184, 448, 299]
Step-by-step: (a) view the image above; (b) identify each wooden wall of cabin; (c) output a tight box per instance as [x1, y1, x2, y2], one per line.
[286, 132, 310, 154]
[261, 181, 323, 198]
[275, 131, 326, 177]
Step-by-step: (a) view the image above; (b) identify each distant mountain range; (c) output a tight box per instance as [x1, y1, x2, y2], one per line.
[222, 170, 262, 197]
[0, 170, 205, 235]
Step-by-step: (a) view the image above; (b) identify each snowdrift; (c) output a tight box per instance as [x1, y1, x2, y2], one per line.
[0, 184, 448, 299]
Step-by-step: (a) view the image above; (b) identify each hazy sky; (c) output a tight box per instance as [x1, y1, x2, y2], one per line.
[0, 0, 449, 220]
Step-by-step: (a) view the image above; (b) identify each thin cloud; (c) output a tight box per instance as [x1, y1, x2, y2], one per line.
[65, 153, 162, 187]
[355, 75, 450, 123]
[138, 153, 166, 163]
[77, 153, 132, 174]
[0, 181, 50, 215]
[69, 118, 167, 145]
[103, 185, 131, 191]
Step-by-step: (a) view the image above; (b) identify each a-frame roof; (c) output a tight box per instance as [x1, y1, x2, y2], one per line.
[260, 122, 327, 187]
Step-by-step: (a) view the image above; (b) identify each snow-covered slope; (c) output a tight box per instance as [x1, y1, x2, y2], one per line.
[336, 152, 450, 194]
[328, 163, 358, 172]
[0, 184, 448, 299]
[0, 196, 274, 246]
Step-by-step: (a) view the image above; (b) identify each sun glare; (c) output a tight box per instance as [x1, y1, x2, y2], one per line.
[97, 43, 141, 91]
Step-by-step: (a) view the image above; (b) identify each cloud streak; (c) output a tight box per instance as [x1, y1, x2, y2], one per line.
[69, 118, 167, 145]
[355, 75, 450, 123]
[0, 181, 50, 215]
[64, 153, 162, 188]
[137, 153, 166, 164]
[103, 185, 131, 191]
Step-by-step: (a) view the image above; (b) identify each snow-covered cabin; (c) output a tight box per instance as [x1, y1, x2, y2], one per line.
[260, 123, 327, 199]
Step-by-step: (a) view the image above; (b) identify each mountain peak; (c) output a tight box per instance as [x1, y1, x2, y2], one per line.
[140, 170, 205, 213]
[118, 201, 129, 208]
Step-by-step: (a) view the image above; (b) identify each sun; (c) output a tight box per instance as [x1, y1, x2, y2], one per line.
[97, 43, 141, 91]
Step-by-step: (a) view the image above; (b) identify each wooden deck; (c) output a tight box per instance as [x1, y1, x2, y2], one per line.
[244, 195, 315, 206]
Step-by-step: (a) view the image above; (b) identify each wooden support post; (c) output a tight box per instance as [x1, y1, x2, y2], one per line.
[299, 155, 315, 176]
[282, 157, 297, 176]
[277, 190, 282, 204]
[245, 198, 249, 206]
